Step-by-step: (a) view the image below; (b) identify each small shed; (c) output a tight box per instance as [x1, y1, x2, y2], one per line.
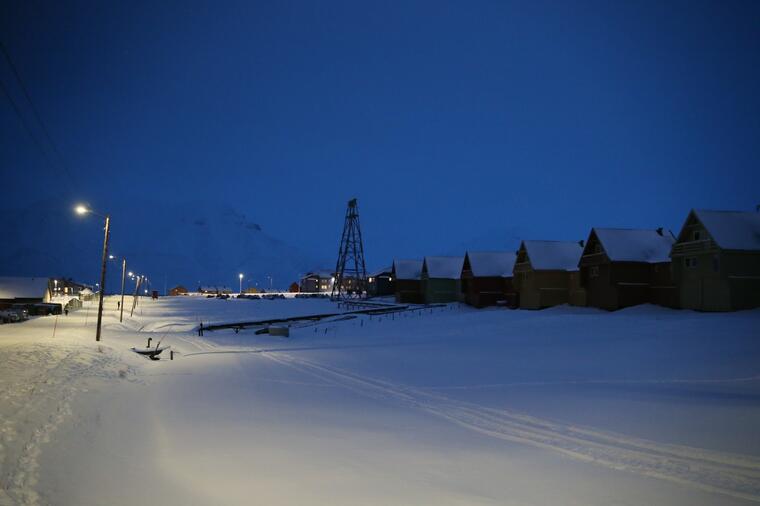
[670, 209, 760, 311]
[169, 285, 189, 296]
[421, 256, 464, 303]
[579, 228, 677, 310]
[368, 266, 394, 297]
[288, 282, 300, 293]
[79, 287, 95, 301]
[513, 241, 583, 309]
[392, 259, 424, 303]
[0, 277, 52, 308]
[461, 251, 517, 308]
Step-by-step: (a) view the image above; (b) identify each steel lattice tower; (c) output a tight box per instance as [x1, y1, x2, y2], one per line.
[331, 198, 368, 300]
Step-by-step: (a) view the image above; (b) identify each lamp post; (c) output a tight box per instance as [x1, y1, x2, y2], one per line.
[75, 204, 110, 342]
[239, 273, 244, 294]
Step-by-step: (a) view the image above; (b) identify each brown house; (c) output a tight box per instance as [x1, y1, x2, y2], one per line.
[579, 228, 677, 310]
[169, 285, 189, 296]
[671, 209, 760, 311]
[461, 251, 517, 308]
[392, 259, 423, 303]
[513, 240, 583, 309]
[288, 282, 300, 293]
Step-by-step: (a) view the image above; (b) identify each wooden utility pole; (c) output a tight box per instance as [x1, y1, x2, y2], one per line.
[119, 258, 126, 322]
[130, 275, 142, 317]
[95, 215, 111, 342]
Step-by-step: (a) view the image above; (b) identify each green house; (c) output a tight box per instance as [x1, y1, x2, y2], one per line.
[421, 256, 464, 303]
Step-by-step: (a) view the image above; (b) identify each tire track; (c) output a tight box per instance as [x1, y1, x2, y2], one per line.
[263, 352, 760, 503]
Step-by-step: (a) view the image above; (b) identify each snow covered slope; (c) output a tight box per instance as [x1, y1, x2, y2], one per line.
[1, 200, 327, 291]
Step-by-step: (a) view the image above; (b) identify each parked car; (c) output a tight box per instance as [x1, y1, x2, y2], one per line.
[10, 304, 30, 320]
[0, 309, 21, 323]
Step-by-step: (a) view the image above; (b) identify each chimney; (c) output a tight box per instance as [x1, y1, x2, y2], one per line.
[656, 227, 663, 236]
[578, 239, 585, 247]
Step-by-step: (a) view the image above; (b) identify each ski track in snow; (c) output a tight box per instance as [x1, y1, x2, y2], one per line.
[262, 351, 760, 503]
[0, 343, 130, 506]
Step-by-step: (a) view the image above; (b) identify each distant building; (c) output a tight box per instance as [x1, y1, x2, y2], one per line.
[299, 271, 334, 293]
[368, 267, 394, 297]
[288, 282, 300, 293]
[78, 287, 95, 301]
[169, 285, 189, 296]
[421, 256, 464, 304]
[198, 286, 232, 295]
[579, 228, 677, 310]
[670, 209, 760, 311]
[0, 277, 52, 308]
[513, 241, 583, 309]
[392, 259, 424, 303]
[461, 251, 517, 308]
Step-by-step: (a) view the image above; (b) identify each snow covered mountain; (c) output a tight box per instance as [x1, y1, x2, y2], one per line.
[1, 200, 326, 292]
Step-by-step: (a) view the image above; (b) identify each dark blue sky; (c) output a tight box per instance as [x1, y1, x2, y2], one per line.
[2, 0, 759, 269]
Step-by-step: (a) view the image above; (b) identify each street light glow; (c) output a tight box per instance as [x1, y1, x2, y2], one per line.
[108, 254, 115, 260]
[239, 273, 243, 279]
[128, 271, 133, 277]
[74, 204, 89, 215]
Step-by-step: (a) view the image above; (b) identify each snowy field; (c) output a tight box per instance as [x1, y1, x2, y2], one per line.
[1, 296, 759, 505]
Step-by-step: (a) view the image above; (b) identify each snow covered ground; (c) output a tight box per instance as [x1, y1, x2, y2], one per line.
[1, 296, 759, 505]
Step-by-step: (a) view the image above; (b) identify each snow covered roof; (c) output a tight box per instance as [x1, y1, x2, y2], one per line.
[369, 266, 393, 277]
[522, 241, 582, 271]
[0, 277, 49, 300]
[591, 228, 675, 263]
[422, 256, 464, 279]
[301, 271, 334, 280]
[79, 287, 94, 295]
[693, 210, 760, 251]
[465, 251, 516, 277]
[392, 259, 423, 280]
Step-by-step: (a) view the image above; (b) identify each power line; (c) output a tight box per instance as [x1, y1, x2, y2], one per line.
[0, 39, 77, 190]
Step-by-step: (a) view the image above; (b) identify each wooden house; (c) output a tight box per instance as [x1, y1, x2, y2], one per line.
[513, 241, 583, 309]
[421, 256, 464, 303]
[670, 209, 760, 311]
[579, 228, 677, 310]
[288, 282, 300, 293]
[368, 267, 395, 297]
[461, 251, 517, 308]
[392, 259, 424, 303]
[169, 285, 188, 296]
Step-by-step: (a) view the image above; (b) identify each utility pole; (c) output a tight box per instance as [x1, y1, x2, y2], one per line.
[119, 258, 126, 322]
[130, 275, 141, 317]
[95, 215, 111, 342]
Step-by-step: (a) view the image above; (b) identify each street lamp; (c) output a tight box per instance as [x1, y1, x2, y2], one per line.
[74, 204, 110, 342]
[239, 273, 244, 294]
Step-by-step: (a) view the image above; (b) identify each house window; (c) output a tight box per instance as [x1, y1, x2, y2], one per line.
[590, 266, 599, 278]
[693, 230, 701, 241]
[594, 243, 602, 254]
[684, 257, 698, 269]
[712, 255, 719, 273]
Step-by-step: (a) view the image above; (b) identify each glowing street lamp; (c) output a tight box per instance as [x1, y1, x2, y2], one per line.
[239, 273, 244, 294]
[74, 203, 110, 342]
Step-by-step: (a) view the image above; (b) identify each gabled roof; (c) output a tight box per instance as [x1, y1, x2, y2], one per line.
[521, 241, 582, 271]
[589, 228, 674, 263]
[422, 256, 464, 279]
[392, 259, 423, 280]
[465, 251, 516, 277]
[0, 277, 49, 300]
[690, 210, 760, 251]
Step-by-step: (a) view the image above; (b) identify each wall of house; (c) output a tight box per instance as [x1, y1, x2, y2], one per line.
[395, 279, 423, 303]
[515, 270, 571, 309]
[422, 278, 461, 303]
[465, 276, 511, 308]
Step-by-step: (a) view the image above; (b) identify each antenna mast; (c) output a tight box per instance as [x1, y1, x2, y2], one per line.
[331, 198, 368, 300]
